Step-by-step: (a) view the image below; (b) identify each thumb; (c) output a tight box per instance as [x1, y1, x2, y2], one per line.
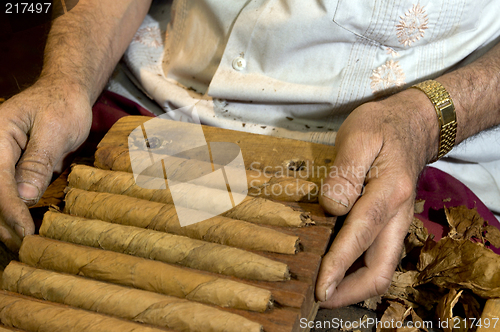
[319, 145, 376, 216]
[15, 126, 67, 206]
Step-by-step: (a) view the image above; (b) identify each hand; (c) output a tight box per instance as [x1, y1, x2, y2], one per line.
[315, 88, 439, 308]
[0, 77, 92, 250]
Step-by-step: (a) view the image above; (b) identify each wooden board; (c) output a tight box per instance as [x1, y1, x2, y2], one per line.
[92, 116, 336, 332]
[14, 116, 337, 332]
[95, 116, 336, 184]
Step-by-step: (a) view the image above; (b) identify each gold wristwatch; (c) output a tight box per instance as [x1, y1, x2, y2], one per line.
[411, 80, 457, 162]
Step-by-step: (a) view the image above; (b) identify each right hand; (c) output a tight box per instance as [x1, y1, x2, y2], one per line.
[315, 88, 438, 308]
[0, 77, 92, 251]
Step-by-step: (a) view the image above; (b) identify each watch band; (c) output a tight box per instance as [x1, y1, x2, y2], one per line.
[411, 80, 457, 162]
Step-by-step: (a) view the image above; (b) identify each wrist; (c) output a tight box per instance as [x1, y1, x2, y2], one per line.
[410, 80, 457, 162]
[34, 74, 92, 103]
[378, 88, 441, 165]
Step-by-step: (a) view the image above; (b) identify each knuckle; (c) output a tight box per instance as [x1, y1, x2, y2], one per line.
[372, 273, 392, 296]
[367, 198, 388, 226]
[325, 166, 364, 198]
[351, 223, 374, 253]
[16, 159, 53, 185]
[395, 173, 415, 198]
[323, 252, 349, 275]
[386, 173, 416, 212]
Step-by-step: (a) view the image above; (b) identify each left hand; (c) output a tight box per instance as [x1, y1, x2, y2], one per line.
[0, 78, 92, 251]
[315, 88, 439, 308]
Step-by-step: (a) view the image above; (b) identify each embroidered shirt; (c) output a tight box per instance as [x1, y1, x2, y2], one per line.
[122, 0, 500, 147]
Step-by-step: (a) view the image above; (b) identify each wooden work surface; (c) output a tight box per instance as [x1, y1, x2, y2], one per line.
[19, 116, 338, 332]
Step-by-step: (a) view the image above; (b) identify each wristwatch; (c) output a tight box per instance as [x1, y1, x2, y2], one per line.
[411, 80, 457, 162]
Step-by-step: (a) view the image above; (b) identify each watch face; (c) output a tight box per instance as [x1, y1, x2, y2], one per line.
[439, 102, 456, 124]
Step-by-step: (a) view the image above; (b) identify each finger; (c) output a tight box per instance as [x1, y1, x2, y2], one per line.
[0, 221, 22, 251]
[319, 131, 381, 216]
[0, 134, 35, 241]
[15, 118, 69, 206]
[315, 168, 414, 302]
[319, 200, 413, 308]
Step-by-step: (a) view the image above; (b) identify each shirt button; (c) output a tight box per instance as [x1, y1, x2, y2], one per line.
[232, 56, 246, 71]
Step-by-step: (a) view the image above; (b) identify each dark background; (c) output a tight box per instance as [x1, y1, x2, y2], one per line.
[0, 0, 79, 99]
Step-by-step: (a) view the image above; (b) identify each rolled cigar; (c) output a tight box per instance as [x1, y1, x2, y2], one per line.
[0, 325, 25, 332]
[68, 165, 312, 227]
[64, 188, 300, 254]
[94, 145, 319, 202]
[40, 211, 290, 281]
[2, 262, 262, 332]
[0, 290, 168, 332]
[248, 175, 319, 202]
[19, 236, 273, 312]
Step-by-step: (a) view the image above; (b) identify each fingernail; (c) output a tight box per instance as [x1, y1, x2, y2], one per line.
[15, 225, 25, 238]
[325, 282, 336, 301]
[322, 192, 348, 208]
[17, 182, 40, 201]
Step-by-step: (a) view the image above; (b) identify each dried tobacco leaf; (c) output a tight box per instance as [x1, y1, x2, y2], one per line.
[460, 291, 481, 327]
[384, 270, 441, 311]
[483, 225, 500, 248]
[416, 237, 438, 272]
[376, 300, 428, 332]
[436, 289, 463, 332]
[445, 206, 485, 242]
[416, 237, 500, 298]
[387, 271, 419, 298]
[414, 200, 425, 214]
[361, 296, 382, 311]
[445, 206, 500, 249]
[376, 301, 410, 332]
[404, 218, 429, 258]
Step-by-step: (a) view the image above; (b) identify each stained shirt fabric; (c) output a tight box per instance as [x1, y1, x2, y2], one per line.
[107, 0, 500, 216]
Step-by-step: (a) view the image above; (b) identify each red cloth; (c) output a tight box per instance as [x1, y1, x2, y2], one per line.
[86, 90, 155, 149]
[77, 90, 155, 155]
[416, 166, 500, 254]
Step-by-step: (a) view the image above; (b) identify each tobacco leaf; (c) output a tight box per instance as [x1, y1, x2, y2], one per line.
[416, 237, 437, 272]
[360, 295, 382, 311]
[436, 289, 463, 332]
[403, 218, 429, 258]
[436, 288, 481, 332]
[414, 200, 425, 214]
[387, 271, 419, 298]
[483, 225, 500, 248]
[445, 206, 500, 248]
[383, 270, 441, 311]
[460, 291, 481, 327]
[416, 237, 500, 298]
[376, 300, 428, 332]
